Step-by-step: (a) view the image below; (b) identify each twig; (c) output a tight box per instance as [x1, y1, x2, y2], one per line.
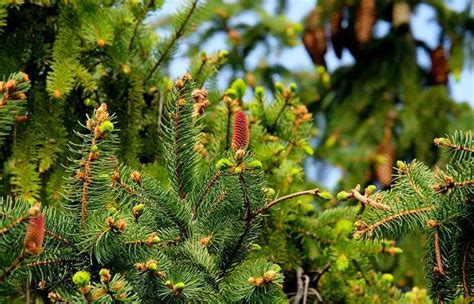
[0, 214, 29, 236]
[255, 189, 320, 215]
[144, 0, 199, 83]
[351, 186, 391, 211]
[433, 231, 445, 276]
[462, 238, 473, 300]
[0, 251, 28, 282]
[193, 172, 221, 218]
[355, 206, 436, 237]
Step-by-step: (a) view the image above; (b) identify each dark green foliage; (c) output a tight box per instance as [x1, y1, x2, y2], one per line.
[348, 131, 473, 302]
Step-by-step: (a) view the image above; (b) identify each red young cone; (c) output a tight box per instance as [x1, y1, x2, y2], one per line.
[232, 111, 249, 151]
[24, 213, 45, 255]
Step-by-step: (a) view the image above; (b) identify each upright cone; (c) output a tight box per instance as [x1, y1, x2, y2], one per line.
[232, 111, 249, 151]
[24, 213, 45, 255]
[429, 46, 449, 85]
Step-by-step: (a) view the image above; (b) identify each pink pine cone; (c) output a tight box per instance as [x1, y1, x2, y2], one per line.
[24, 213, 45, 255]
[232, 111, 249, 151]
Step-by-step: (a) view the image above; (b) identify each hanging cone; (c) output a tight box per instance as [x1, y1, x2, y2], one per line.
[392, 1, 411, 28]
[429, 46, 449, 85]
[374, 114, 396, 187]
[355, 0, 376, 46]
[302, 6, 327, 67]
[330, 8, 344, 59]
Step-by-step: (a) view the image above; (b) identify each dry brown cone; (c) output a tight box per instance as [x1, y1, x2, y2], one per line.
[355, 0, 376, 46]
[302, 6, 327, 67]
[330, 8, 344, 59]
[429, 46, 449, 85]
[375, 127, 395, 187]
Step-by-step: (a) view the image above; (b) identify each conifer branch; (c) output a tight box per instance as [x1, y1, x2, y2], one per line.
[45, 230, 74, 246]
[218, 175, 253, 278]
[0, 251, 27, 282]
[144, 0, 199, 83]
[350, 186, 391, 211]
[354, 206, 436, 238]
[433, 231, 445, 276]
[462, 238, 473, 300]
[193, 172, 221, 218]
[0, 214, 29, 236]
[255, 188, 320, 214]
[270, 94, 291, 132]
[434, 137, 474, 153]
[24, 258, 78, 268]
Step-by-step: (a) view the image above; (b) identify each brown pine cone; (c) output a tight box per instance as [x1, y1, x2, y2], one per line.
[374, 128, 395, 187]
[303, 6, 327, 67]
[355, 0, 376, 46]
[429, 46, 449, 85]
[330, 9, 344, 59]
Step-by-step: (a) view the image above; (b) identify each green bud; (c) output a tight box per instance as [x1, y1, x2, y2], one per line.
[72, 271, 91, 287]
[174, 282, 185, 291]
[292, 22, 303, 33]
[225, 88, 237, 99]
[91, 145, 99, 152]
[264, 187, 276, 197]
[99, 120, 114, 132]
[289, 82, 297, 93]
[109, 207, 118, 213]
[254, 86, 265, 98]
[216, 158, 233, 170]
[396, 160, 406, 170]
[231, 78, 246, 100]
[247, 160, 263, 170]
[273, 264, 281, 272]
[84, 98, 95, 108]
[98, 268, 109, 277]
[381, 273, 394, 282]
[151, 235, 161, 244]
[337, 191, 350, 201]
[434, 137, 451, 146]
[251, 243, 262, 251]
[234, 166, 242, 174]
[274, 82, 284, 94]
[394, 247, 403, 254]
[218, 50, 228, 59]
[148, 262, 158, 271]
[317, 191, 332, 200]
[133, 203, 145, 212]
[365, 185, 376, 195]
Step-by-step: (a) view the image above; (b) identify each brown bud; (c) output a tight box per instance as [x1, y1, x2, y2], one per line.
[135, 262, 146, 271]
[427, 220, 440, 229]
[15, 92, 26, 100]
[255, 277, 265, 286]
[97, 38, 106, 48]
[52, 90, 62, 99]
[19, 72, 29, 82]
[6, 79, 17, 91]
[178, 98, 187, 106]
[15, 115, 28, 122]
[90, 288, 107, 301]
[131, 171, 141, 183]
[263, 270, 276, 283]
[248, 277, 256, 285]
[111, 170, 120, 182]
[199, 236, 211, 246]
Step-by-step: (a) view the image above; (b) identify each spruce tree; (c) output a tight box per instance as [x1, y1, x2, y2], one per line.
[0, 76, 328, 302]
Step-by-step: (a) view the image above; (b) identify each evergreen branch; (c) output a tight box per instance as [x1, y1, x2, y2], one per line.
[193, 172, 221, 218]
[433, 231, 445, 276]
[355, 206, 436, 238]
[224, 102, 232, 150]
[24, 258, 78, 268]
[218, 175, 253, 278]
[269, 94, 291, 132]
[434, 137, 474, 153]
[462, 238, 473, 300]
[0, 214, 29, 236]
[255, 188, 320, 214]
[45, 230, 74, 246]
[350, 186, 391, 211]
[0, 251, 27, 282]
[144, 0, 199, 83]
